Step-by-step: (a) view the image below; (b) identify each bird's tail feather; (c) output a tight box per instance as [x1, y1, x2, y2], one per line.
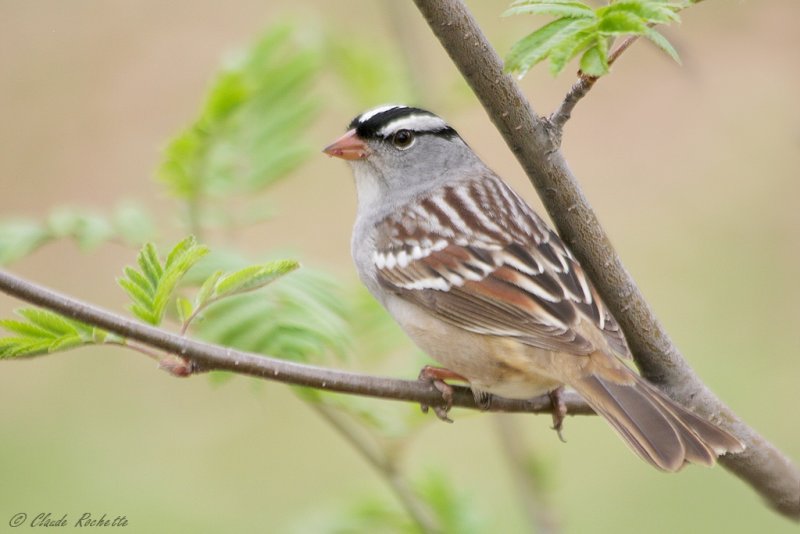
[572, 371, 744, 472]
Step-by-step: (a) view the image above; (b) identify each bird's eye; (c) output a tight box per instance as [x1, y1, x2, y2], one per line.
[391, 129, 415, 150]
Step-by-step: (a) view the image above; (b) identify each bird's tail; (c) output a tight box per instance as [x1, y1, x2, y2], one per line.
[571, 371, 744, 471]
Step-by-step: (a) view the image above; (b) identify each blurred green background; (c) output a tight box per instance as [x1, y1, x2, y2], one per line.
[1, 1, 798, 532]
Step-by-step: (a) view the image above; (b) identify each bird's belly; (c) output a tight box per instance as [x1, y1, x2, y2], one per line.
[384, 295, 563, 399]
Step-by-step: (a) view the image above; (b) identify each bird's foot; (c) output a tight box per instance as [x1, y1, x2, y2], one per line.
[549, 386, 568, 443]
[418, 365, 468, 423]
[472, 389, 494, 411]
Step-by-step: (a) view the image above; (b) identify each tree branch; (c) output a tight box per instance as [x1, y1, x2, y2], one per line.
[412, 0, 800, 521]
[0, 268, 593, 417]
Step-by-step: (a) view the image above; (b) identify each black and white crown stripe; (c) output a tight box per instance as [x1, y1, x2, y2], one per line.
[370, 173, 629, 357]
[356, 104, 402, 124]
[349, 105, 457, 140]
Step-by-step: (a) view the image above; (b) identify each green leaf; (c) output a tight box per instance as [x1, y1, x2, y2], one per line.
[580, 39, 610, 76]
[112, 203, 157, 245]
[138, 243, 163, 288]
[0, 338, 24, 358]
[0, 319, 53, 339]
[118, 237, 209, 326]
[187, 252, 349, 363]
[597, 10, 647, 34]
[0, 338, 54, 358]
[505, 0, 687, 78]
[176, 297, 193, 324]
[195, 270, 223, 309]
[122, 266, 153, 293]
[92, 328, 108, 344]
[643, 26, 681, 64]
[213, 260, 299, 299]
[47, 209, 114, 250]
[46, 209, 81, 237]
[157, 23, 321, 209]
[0, 308, 99, 359]
[17, 308, 84, 336]
[326, 36, 416, 107]
[608, 1, 681, 23]
[504, 1, 595, 19]
[165, 236, 202, 270]
[157, 130, 203, 199]
[75, 215, 114, 250]
[547, 21, 599, 75]
[48, 335, 86, 353]
[130, 304, 156, 325]
[506, 17, 589, 76]
[0, 205, 159, 266]
[118, 278, 153, 321]
[0, 220, 49, 266]
[507, 0, 592, 6]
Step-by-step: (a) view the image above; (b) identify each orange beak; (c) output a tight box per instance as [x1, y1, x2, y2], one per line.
[322, 129, 369, 160]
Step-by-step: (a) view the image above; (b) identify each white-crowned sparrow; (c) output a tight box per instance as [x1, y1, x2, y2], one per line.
[324, 104, 744, 471]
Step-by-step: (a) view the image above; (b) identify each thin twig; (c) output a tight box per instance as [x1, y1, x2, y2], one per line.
[550, 35, 640, 133]
[495, 415, 560, 534]
[311, 403, 441, 533]
[411, 0, 799, 521]
[0, 268, 593, 417]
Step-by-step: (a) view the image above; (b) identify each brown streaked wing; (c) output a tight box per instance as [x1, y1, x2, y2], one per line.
[373, 174, 631, 358]
[380, 243, 595, 354]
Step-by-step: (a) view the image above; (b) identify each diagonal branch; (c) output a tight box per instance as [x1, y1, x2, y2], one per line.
[0, 268, 593, 417]
[411, 0, 799, 521]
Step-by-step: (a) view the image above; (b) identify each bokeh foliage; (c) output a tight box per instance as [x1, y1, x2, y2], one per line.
[0, 18, 482, 533]
[504, 0, 688, 77]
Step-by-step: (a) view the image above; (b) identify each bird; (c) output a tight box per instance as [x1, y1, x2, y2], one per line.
[323, 104, 744, 471]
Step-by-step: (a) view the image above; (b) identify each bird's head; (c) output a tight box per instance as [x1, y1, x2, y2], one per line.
[323, 105, 479, 211]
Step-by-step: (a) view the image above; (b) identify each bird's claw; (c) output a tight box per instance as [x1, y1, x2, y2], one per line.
[473, 389, 494, 411]
[549, 387, 568, 443]
[418, 365, 466, 423]
[419, 372, 454, 423]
